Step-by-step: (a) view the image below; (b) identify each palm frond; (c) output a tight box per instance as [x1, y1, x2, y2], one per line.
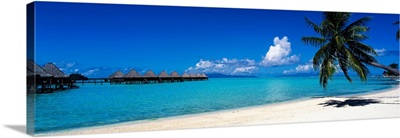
[301, 37, 326, 47]
[312, 44, 329, 70]
[338, 57, 352, 83]
[345, 26, 370, 35]
[351, 50, 378, 64]
[334, 36, 346, 49]
[319, 58, 335, 89]
[343, 17, 371, 33]
[352, 34, 369, 41]
[342, 25, 370, 41]
[343, 48, 368, 81]
[324, 12, 350, 32]
[305, 18, 324, 35]
[321, 20, 335, 37]
[348, 42, 377, 56]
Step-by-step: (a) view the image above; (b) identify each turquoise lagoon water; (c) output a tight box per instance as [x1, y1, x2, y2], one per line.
[31, 77, 398, 133]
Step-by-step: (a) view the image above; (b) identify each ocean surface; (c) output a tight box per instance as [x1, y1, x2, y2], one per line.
[30, 77, 398, 134]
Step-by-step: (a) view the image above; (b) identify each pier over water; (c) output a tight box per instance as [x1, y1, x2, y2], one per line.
[27, 60, 208, 94]
[107, 69, 208, 84]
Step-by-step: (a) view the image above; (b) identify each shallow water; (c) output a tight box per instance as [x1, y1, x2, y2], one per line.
[31, 77, 397, 133]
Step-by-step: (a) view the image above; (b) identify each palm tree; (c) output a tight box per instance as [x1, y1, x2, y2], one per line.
[302, 12, 399, 88]
[394, 21, 399, 41]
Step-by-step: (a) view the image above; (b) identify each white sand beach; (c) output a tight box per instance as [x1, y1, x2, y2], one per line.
[50, 86, 400, 135]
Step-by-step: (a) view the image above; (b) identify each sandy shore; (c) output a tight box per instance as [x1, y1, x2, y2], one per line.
[49, 86, 400, 136]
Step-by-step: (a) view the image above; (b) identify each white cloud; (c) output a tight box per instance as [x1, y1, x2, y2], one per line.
[66, 62, 75, 68]
[74, 69, 79, 72]
[283, 59, 344, 75]
[374, 48, 386, 56]
[295, 63, 314, 72]
[233, 66, 258, 74]
[214, 64, 225, 68]
[260, 36, 299, 67]
[196, 60, 214, 68]
[83, 69, 99, 76]
[52, 61, 78, 75]
[185, 58, 258, 75]
[283, 60, 314, 74]
[186, 36, 304, 75]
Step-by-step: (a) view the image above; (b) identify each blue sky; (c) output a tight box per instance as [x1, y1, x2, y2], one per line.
[33, 2, 399, 78]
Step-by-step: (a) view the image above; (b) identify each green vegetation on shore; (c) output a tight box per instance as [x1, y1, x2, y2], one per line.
[383, 63, 399, 76]
[69, 73, 88, 80]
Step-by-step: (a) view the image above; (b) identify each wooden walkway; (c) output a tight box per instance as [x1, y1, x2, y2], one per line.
[76, 77, 208, 85]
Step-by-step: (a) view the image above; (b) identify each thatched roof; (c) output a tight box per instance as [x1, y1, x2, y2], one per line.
[201, 73, 207, 78]
[196, 73, 202, 77]
[27, 60, 53, 77]
[189, 73, 196, 77]
[143, 70, 157, 78]
[43, 63, 68, 78]
[158, 70, 170, 78]
[170, 71, 180, 77]
[182, 73, 190, 78]
[124, 69, 142, 78]
[108, 70, 124, 78]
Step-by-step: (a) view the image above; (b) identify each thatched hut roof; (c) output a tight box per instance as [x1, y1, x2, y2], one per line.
[182, 73, 190, 78]
[27, 60, 53, 77]
[43, 63, 68, 78]
[143, 70, 157, 78]
[124, 69, 142, 78]
[196, 73, 202, 77]
[108, 70, 124, 78]
[189, 73, 196, 77]
[158, 70, 170, 78]
[170, 71, 180, 77]
[201, 73, 208, 78]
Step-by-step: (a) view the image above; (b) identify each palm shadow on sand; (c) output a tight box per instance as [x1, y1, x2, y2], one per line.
[319, 99, 381, 108]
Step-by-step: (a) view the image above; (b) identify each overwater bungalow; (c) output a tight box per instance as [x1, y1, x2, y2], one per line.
[124, 69, 142, 84]
[27, 60, 76, 94]
[108, 70, 124, 84]
[196, 73, 201, 77]
[143, 70, 158, 83]
[170, 71, 183, 82]
[27, 60, 53, 78]
[195, 73, 205, 81]
[105, 70, 208, 85]
[27, 60, 53, 93]
[43, 63, 68, 78]
[182, 73, 191, 81]
[189, 73, 196, 81]
[201, 73, 208, 80]
[43, 63, 74, 90]
[158, 70, 171, 83]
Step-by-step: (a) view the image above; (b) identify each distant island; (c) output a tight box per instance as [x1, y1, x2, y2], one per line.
[205, 73, 257, 78]
[277, 73, 318, 77]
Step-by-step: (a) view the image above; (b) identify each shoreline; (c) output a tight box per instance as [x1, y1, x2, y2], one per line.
[43, 85, 400, 136]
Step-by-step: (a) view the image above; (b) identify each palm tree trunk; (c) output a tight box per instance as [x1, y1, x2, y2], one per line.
[367, 62, 400, 75]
